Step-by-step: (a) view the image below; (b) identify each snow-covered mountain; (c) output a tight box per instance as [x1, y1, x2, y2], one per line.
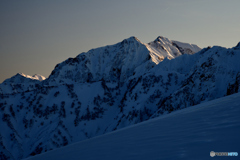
[2, 73, 45, 84]
[24, 92, 240, 160]
[147, 36, 201, 63]
[43, 36, 201, 85]
[0, 36, 239, 160]
[0, 73, 45, 94]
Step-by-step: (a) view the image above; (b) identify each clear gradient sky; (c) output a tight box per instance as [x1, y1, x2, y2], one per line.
[0, 0, 240, 83]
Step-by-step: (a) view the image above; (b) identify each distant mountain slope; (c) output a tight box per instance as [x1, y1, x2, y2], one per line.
[2, 73, 45, 84]
[0, 73, 45, 94]
[1, 36, 240, 160]
[24, 92, 240, 160]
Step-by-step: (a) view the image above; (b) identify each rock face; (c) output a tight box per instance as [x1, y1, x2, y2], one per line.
[2, 37, 240, 160]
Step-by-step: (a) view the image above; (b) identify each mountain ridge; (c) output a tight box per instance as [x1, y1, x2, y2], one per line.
[2, 73, 45, 84]
[1, 36, 239, 160]
[0, 73, 45, 94]
[43, 36, 201, 86]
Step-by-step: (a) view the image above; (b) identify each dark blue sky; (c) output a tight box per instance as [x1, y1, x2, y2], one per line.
[1, 0, 240, 82]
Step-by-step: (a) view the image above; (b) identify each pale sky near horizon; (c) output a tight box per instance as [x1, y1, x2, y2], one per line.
[0, 0, 240, 83]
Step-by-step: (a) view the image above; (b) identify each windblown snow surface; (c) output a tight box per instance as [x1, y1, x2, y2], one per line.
[25, 92, 240, 160]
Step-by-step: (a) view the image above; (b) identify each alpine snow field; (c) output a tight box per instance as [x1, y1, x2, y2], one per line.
[25, 92, 240, 160]
[0, 36, 239, 160]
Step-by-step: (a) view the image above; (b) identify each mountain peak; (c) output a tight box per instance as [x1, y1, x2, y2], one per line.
[121, 36, 141, 44]
[128, 36, 138, 40]
[16, 72, 26, 76]
[32, 74, 46, 81]
[155, 36, 164, 40]
[15, 72, 33, 79]
[45, 36, 152, 85]
[147, 36, 201, 64]
[154, 36, 170, 42]
[2, 73, 45, 84]
[16, 73, 46, 81]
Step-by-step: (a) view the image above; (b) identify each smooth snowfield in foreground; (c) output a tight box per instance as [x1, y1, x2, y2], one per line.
[25, 93, 240, 160]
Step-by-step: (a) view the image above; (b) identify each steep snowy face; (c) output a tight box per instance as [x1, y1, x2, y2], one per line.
[146, 36, 201, 64]
[152, 45, 240, 117]
[44, 36, 201, 85]
[172, 40, 201, 54]
[0, 73, 45, 94]
[44, 37, 154, 85]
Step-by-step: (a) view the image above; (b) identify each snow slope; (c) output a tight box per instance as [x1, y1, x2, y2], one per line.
[25, 92, 240, 160]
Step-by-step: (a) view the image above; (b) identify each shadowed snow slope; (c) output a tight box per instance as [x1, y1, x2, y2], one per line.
[25, 92, 240, 160]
